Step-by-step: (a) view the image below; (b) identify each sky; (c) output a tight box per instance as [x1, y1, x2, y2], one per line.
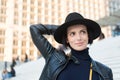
[0, 36, 120, 80]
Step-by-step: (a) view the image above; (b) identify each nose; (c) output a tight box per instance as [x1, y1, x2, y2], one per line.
[76, 33, 82, 40]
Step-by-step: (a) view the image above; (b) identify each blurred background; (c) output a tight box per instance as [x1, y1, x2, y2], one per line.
[0, 0, 120, 80]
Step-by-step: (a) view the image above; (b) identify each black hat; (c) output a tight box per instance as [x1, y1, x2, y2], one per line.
[54, 12, 101, 44]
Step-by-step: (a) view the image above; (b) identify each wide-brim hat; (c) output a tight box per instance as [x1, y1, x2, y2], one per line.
[54, 12, 101, 44]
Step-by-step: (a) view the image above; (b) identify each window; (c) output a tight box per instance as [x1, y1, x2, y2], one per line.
[30, 50, 34, 56]
[1, 0, 7, 6]
[0, 38, 5, 44]
[30, 41, 34, 47]
[13, 39, 18, 46]
[23, 5, 27, 10]
[12, 48, 17, 55]
[0, 47, 4, 54]
[22, 40, 26, 46]
[21, 49, 26, 55]
[23, 0, 27, 3]
[22, 20, 27, 26]
[0, 29, 5, 35]
[30, 7, 34, 12]
[0, 16, 6, 22]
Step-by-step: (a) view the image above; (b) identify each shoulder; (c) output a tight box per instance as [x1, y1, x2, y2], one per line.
[93, 60, 113, 79]
[94, 60, 112, 71]
[93, 61, 112, 73]
[95, 61, 108, 68]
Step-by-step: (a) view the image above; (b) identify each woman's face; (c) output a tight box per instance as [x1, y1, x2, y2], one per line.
[67, 24, 88, 51]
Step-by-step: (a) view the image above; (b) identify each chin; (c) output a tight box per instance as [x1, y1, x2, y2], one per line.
[74, 47, 87, 51]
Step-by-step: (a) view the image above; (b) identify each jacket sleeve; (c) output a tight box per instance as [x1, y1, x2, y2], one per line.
[30, 24, 58, 59]
[108, 68, 113, 80]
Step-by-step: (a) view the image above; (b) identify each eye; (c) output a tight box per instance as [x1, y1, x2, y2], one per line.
[69, 32, 75, 36]
[81, 30, 87, 34]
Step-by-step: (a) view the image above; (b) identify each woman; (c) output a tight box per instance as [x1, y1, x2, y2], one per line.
[2, 69, 9, 80]
[30, 12, 113, 80]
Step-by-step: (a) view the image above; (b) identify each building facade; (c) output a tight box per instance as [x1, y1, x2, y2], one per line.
[109, 0, 120, 36]
[0, 0, 109, 62]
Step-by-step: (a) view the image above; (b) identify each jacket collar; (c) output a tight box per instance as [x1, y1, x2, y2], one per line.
[67, 54, 110, 79]
[91, 59, 103, 76]
[91, 58, 110, 80]
[68, 54, 80, 64]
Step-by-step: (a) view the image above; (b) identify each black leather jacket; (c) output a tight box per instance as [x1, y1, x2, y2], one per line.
[30, 24, 113, 80]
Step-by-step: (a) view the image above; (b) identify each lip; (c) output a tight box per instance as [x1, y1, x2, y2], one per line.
[75, 42, 84, 46]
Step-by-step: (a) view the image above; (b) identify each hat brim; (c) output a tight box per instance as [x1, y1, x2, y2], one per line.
[54, 19, 101, 44]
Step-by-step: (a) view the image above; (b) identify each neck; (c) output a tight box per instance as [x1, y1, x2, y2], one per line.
[71, 47, 91, 60]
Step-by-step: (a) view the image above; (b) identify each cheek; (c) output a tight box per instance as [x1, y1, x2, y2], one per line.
[86, 35, 89, 43]
[84, 37, 88, 44]
[67, 36, 74, 44]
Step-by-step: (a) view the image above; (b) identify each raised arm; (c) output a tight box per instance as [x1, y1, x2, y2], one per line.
[30, 24, 58, 59]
